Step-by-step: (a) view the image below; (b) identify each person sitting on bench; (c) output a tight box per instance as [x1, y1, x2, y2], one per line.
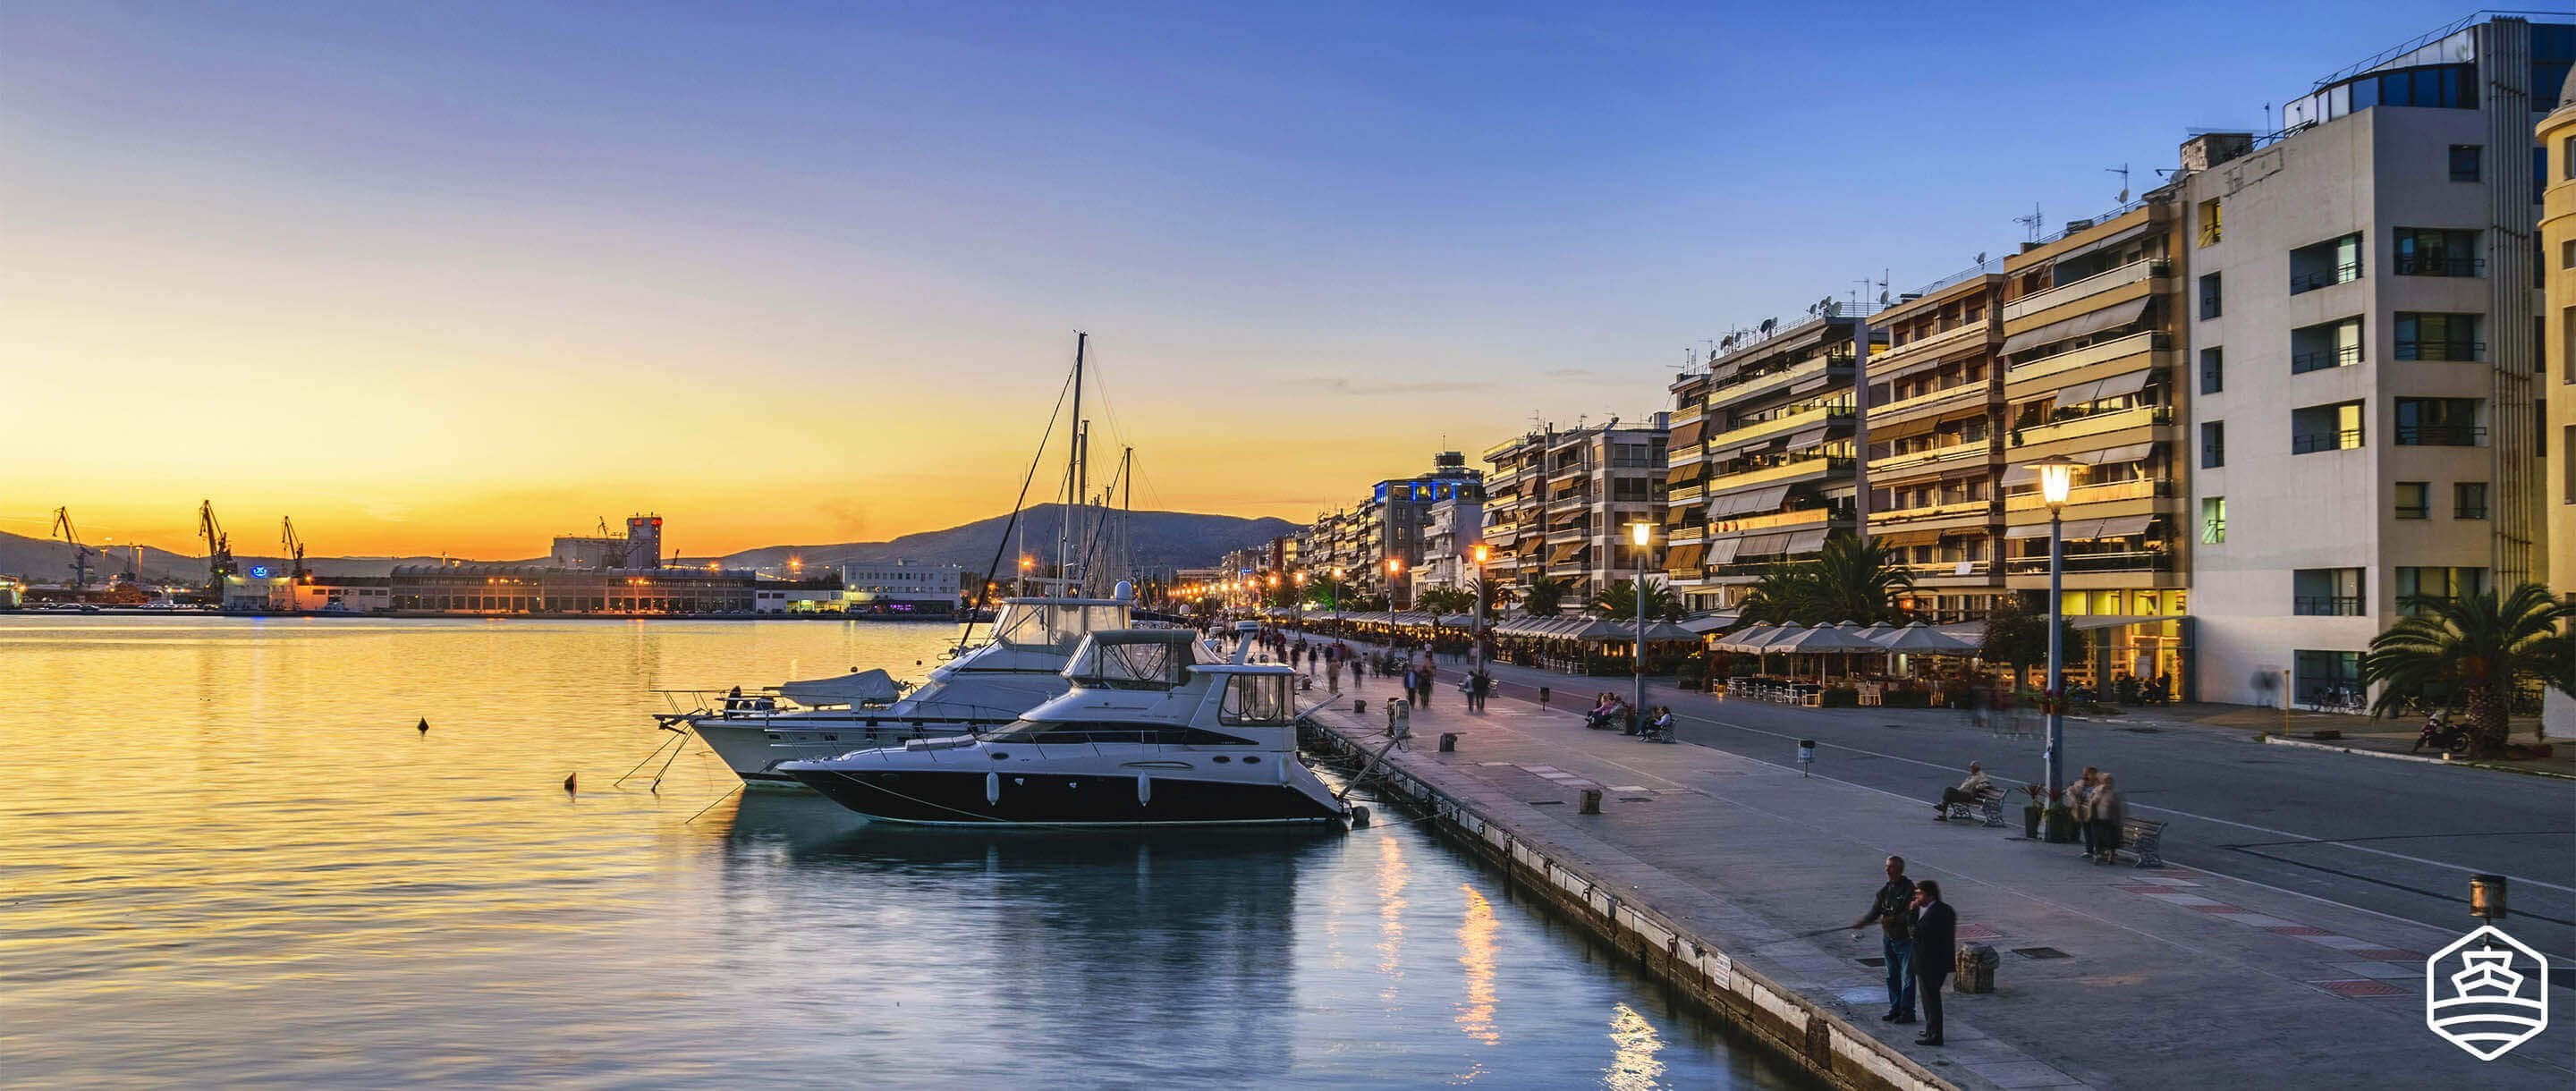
[1931, 762, 1993, 820]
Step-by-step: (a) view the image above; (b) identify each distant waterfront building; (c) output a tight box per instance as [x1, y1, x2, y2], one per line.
[1282, 452, 1485, 610]
[387, 562, 759, 613]
[1483, 419, 1666, 605]
[2182, 14, 2565, 706]
[550, 515, 665, 570]
[840, 561, 964, 614]
[2541, 63, 2576, 728]
[1664, 315, 1867, 613]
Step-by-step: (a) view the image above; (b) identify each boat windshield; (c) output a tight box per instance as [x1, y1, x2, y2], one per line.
[989, 602, 1130, 652]
[1062, 632, 1193, 689]
[1218, 673, 1294, 726]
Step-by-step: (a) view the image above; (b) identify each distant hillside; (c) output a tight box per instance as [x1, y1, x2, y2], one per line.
[716, 505, 1298, 576]
[0, 507, 1293, 585]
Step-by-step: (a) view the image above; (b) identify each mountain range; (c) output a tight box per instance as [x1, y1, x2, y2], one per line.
[0, 505, 1297, 585]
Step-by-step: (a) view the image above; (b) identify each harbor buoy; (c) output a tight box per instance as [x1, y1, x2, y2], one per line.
[417, 717, 429, 734]
[564, 774, 578, 794]
[1350, 806, 1371, 828]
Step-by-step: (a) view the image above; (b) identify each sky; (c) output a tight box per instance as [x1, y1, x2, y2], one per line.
[0, 0, 2498, 558]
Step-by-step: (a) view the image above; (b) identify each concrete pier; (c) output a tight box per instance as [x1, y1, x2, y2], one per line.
[1301, 666, 2572, 1091]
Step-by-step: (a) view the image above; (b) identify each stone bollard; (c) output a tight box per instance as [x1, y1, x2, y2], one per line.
[1354, 698, 1368, 715]
[1579, 788, 1602, 815]
[1437, 732, 1458, 753]
[1954, 943, 1999, 993]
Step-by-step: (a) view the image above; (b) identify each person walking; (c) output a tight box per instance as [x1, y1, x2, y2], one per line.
[1847, 856, 1918, 1026]
[1326, 656, 1343, 693]
[1467, 668, 1491, 713]
[1909, 880, 1955, 1046]
[1401, 663, 1419, 704]
[2087, 774, 2124, 866]
[1416, 658, 1436, 708]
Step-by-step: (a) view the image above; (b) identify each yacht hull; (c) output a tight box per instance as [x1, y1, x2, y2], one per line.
[694, 717, 1003, 784]
[786, 768, 1343, 826]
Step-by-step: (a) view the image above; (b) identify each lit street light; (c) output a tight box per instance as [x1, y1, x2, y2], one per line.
[2024, 453, 2085, 807]
[1629, 521, 1651, 732]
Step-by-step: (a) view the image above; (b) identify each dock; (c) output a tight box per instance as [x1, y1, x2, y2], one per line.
[1301, 667, 2571, 1091]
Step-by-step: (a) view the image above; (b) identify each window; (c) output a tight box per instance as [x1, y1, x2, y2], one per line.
[2563, 239, 2576, 269]
[2199, 273, 2222, 319]
[2293, 650, 2364, 707]
[2200, 421, 2225, 468]
[2394, 227, 2480, 276]
[2567, 135, 2576, 178]
[2199, 347, 2224, 393]
[2198, 198, 2223, 247]
[2292, 569, 2365, 616]
[2394, 397, 2482, 446]
[2394, 482, 2429, 520]
[2200, 497, 2226, 544]
[2289, 233, 2365, 292]
[2292, 401, 2365, 453]
[2394, 566, 2487, 613]
[2448, 144, 2481, 182]
[2395, 313, 2483, 361]
[2454, 482, 2487, 520]
[2362, 63, 2476, 109]
[2290, 317, 2363, 373]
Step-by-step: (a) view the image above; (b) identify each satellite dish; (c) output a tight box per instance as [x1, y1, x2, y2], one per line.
[1976, 251, 1988, 265]
[1758, 317, 1776, 334]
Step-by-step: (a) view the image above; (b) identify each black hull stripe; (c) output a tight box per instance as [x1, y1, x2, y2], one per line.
[790, 769, 1341, 826]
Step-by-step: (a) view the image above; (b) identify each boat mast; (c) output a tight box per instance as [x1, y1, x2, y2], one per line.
[1058, 332, 1084, 593]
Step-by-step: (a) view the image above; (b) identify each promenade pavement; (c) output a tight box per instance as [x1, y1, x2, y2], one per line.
[1292, 654, 2574, 1089]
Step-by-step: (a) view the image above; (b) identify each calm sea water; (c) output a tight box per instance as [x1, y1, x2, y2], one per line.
[0, 616, 1809, 1088]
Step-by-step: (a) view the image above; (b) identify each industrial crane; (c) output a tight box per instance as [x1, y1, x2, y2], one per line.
[49, 507, 96, 590]
[198, 500, 235, 593]
[281, 517, 309, 579]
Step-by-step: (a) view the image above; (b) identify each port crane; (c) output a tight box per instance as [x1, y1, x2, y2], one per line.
[281, 517, 309, 579]
[49, 507, 97, 590]
[198, 500, 235, 593]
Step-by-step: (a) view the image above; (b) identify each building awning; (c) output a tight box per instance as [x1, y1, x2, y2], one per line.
[1784, 425, 1833, 450]
[1783, 528, 1831, 554]
[1869, 528, 1943, 548]
[2001, 297, 2150, 356]
[2081, 441, 2158, 466]
[1668, 419, 1707, 449]
[2004, 522, 2054, 539]
[2070, 613, 2185, 631]
[1664, 543, 1707, 571]
[2080, 513, 2155, 539]
[1703, 537, 1745, 564]
[2054, 367, 2155, 407]
[1789, 371, 1840, 397]
[1876, 341, 1986, 385]
[1710, 483, 1792, 517]
[1547, 543, 1589, 564]
[1736, 532, 1793, 557]
[2051, 222, 2154, 266]
[1665, 462, 1702, 486]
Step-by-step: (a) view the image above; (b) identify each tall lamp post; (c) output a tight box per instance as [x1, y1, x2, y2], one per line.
[2025, 454, 2085, 805]
[1469, 543, 1490, 678]
[1629, 521, 1651, 730]
[1386, 557, 1404, 613]
[1292, 571, 1307, 635]
[1331, 566, 1344, 632]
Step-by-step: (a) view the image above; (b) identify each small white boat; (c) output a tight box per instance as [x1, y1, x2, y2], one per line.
[780, 627, 1346, 826]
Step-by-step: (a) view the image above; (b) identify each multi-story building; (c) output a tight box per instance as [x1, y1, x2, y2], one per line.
[1996, 197, 2192, 691]
[1416, 491, 1486, 597]
[1284, 452, 1483, 609]
[1484, 419, 1669, 604]
[2542, 63, 2576, 728]
[841, 561, 964, 613]
[1862, 263, 2010, 622]
[2183, 13, 2567, 706]
[1665, 316, 1868, 612]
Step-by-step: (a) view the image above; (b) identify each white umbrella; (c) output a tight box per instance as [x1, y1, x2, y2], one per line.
[1878, 622, 1978, 653]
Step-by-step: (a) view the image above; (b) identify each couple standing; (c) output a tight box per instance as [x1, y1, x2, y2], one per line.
[1849, 855, 1956, 1047]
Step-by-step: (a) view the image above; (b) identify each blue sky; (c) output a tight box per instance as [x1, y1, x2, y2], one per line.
[0, 1, 2511, 551]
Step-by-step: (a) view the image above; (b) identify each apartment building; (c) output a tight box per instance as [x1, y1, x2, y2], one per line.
[2182, 14, 2567, 706]
[1996, 198, 2193, 691]
[1863, 265, 2010, 622]
[1664, 316, 1869, 613]
[1483, 419, 1669, 603]
[1287, 452, 1483, 608]
[2544, 67, 2576, 729]
[1416, 491, 1487, 596]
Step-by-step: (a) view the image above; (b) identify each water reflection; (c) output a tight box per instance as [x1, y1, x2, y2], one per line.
[1456, 884, 1501, 1047]
[1606, 1002, 1668, 1090]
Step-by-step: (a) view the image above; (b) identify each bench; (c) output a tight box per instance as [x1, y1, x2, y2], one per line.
[1944, 783, 2008, 828]
[2112, 816, 2168, 867]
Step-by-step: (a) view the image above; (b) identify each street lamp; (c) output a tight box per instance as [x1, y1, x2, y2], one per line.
[1629, 520, 1652, 732]
[1292, 571, 1308, 635]
[1469, 543, 1491, 679]
[1386, 556, 1404, 613]
[1331, 566, 1345, 630]
[2024, 454, 2085, 806]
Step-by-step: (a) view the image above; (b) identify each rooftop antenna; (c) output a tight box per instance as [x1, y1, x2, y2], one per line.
[2014, 204, 2045, 243]
[2109, 163, 2131, 203]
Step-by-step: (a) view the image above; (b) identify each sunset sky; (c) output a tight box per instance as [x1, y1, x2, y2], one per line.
[1, 1, 2469, 558]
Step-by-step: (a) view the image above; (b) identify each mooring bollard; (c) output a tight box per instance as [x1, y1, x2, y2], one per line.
[1578, 788, 1602, 815]
[1354, 698, 1368, 715]
[1437, 732, 1457, 753]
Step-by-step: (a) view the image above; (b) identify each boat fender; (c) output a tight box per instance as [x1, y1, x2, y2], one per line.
[1137, 774, 1151, 807]
[985, 772, 1001, 807]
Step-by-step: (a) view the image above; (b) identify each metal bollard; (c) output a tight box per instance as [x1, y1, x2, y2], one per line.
[1354, 698, 1367, 715]
[1437, 732, 1457, 753]
[1578, 788, 1602, 815]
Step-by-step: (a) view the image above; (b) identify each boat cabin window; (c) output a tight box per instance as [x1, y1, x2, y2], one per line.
[1219, 673, 1294, 726]
[1063, 634, 1191, 689]
[989, 602, 1131, 652]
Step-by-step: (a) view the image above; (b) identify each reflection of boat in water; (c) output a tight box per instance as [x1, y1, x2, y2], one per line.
[676, 595, 1144, 784]
[783, 628, 1346, 826]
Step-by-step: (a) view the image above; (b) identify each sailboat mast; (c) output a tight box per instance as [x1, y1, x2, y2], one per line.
[1059, 332, 1084, 587]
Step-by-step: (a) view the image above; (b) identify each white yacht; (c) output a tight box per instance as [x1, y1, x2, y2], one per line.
[683, 595, 1149, 785]
[779, 628, 1347, 826]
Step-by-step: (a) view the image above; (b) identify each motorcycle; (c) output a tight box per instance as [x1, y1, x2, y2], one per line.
[2411, 712, 2470, 756]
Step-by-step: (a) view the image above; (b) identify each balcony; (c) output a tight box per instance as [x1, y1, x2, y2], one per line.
[1704, 403, 1847, 452]
[2292, 596, 2366, 616]
[1903, 558, 1992, 577]
[2289, 259, 2362, 294]
[2003, 258, 2167, 323]
[2394, 256, 2482, 277]
[2005, 331, 2163, 389]
[2003, 478, 2167, 512]
[2010, 404, 2171, 448]
[1669, 402, 1707, 427]
[2004, 550, 2172, 577]
[1707, 356, 1833, 402]
[1668, 526, 1705, 545]
[1872, 320, 1986, 368]
[1669, 444, 1707, 468]
[1868, 381, 1987, 423]
[2292, 428, 2364, 454]
[1707, 505, 1835, 535]
[2290, 344, 2360, 375]
[1868, 438, 1994, 477]
[1668, 483, 1706, 505]
[2395, 425, 2485, 447]
[1873, 498, 1994, 524]
[1707, 454, 1852, 491]
[2395, 340, 2484, 362]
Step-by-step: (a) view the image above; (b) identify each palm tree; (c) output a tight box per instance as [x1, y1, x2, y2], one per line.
[1414, 586, 1475, 615]
[2362, 583, 2572, 757]
[1521, 576, 1569, 617]
[1467, 577, 1511, 615]
[1737, 533, 1913, 625]
[1592, 576, 1679, 621]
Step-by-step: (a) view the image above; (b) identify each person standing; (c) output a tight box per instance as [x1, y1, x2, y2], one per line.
[2069, 766, 2101, 860]
[1326, 655, 1343, 693]
[2087, 774, 2124, 866]
[1847, 856, 1918, 1025]
[1909, 880, 1955, 1046]
[1468, 669, 1491, 713]
[1416, 658, 1436, 708]
[1401, 663, 1419, 704]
